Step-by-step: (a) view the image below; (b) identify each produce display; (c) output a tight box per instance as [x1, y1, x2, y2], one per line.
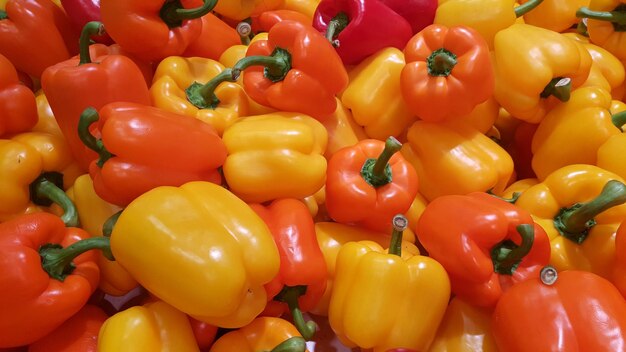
[1, 0, 626, 351]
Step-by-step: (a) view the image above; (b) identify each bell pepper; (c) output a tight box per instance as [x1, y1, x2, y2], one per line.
[400, 24, 494, 122]
[0, 53, 37, 137]
[251, 9, 311, 33]
[531, 86, 624, 180]
[151, 56, 250, 136]
[493, 266, 626, 351]
[417, 192, 551, 308]
[28, 304, 108, 352]
[518, 0, 589, 32]
[0, 213, 105, 347]
[250, 198, 327, 340]
[326, 137, 419, 233]
[456, 97, 501, 135]
[311, 221, 419, 317]
[492, 23, 593, 123]
[188, 317, 218, 350]
[212, 0, 265, 21]
[403, 120, 515, 202]
[0, 0, 79, 78]
[321, 98, 367, 159]
[598, 102, 626, 180]
[340, 47, 416, 140]
[181, 13, 241, 60]
[379, 0, 437, 34]
[282, 0, 320, 19]
[0, 132, 81, 225]
[515, 164, 626, 279]
[434, 0, 543, 48]
[60, 0, 112, 44]
[503, 121, 538, 180]
[577, 0, 626, 61]
[428, 297, 498, 352]
[41, 22, 152, 172]
[98, 300, 199, 352]
[209, 317, 307, 352]
[612, 221, 626, 297]
[109, 181, 280, 328]
[312, 0, 413, 65]
[222, 112, 327, 203]
[100, 0, 217, 62]
[329, 215, 450, 352]
[33, 91, 63, 138]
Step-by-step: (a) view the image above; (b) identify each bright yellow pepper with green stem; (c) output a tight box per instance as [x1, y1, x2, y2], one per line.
[402, 120, 514, 202]
[222, 112, 327, 203]
[328, 216, 450, 352]
[340, 47, 416, 141]
[110, 181, 280, 328]
[209, 317, 308, 352]
[577, 0, 626, 61]
[98, 300, 200, 352]
[515, 164, 626, 279]
[598, 100, 626, 180]
[493, 24, 593, 123]
[519, 0, 589, 32]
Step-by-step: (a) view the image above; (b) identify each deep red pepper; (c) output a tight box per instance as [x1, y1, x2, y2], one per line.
[60, 0, 113, 44]
[312, 0, 413, 65]
[379, 0, 437, 33]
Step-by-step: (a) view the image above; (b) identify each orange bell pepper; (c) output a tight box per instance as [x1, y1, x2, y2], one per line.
[182, 13, 241, 60]
[209, 317, 307, 352]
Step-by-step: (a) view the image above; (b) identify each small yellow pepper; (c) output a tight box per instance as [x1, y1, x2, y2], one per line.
[222, 112, 327, 203]
[209, 317, 308, 352]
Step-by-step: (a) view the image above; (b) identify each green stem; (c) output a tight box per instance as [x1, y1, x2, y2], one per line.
[491, 224, 535, 275]
[612, 111, 626, 129]
[40, 236, 113, 281]
[0, 10, 7, 20]
[540, 77, 571, 102]
[30, 172, 79, 228]
[360, 136, 402, 187]
[576, 5, 626, 31]
[427, 48, 457, 77]
[554, 180, 626, 244]
[266, 337, 307, 352]
[577, 18, 589, 37]
[388, 215, 408, 256]
[514, 0, 544, 17]
[232, 47, 292, 83]
[487, 189, 521, 204]
[185, 69, 234, 109]
[103, 210, 122, 237]
[325, 12, 349, 46]
[78, 107, 114, 167]
[160, 0, 218, 28]
[275, 286, 317, 341]
[79, 21, 105, 65]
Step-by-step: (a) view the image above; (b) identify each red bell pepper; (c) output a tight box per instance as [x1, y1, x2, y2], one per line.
[325, 137, 419, 233]
[188, 317, 218, 350]
[0, 0, 79, 78]
[0, 213, 109, 348]
[380, 0, 437, 33]
[78, 102, 227, 207]
[41, 22, 152, 172]
[417, 192, 551, 308]
[493, 266, 626, 351]
[60, 0, 113, 44]
[250, 198, 327, 341]
[0, 53, 37, 137]
[312, 0, 413, 65]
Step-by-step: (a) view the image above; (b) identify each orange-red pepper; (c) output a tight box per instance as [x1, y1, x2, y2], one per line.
[182, 13, 241, 61]
[0, 53, 37, 137]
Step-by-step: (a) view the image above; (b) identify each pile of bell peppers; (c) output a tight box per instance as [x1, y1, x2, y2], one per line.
[2, 0, 626, 351]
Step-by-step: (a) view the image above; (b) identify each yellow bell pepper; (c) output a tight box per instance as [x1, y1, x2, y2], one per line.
[328, 216, 450, 352]
[311, 221, 419, 317]
[515, 164, 626, 279]
[281, 0, 320, 19]
[251, 0, 284, 16]
[493, 24, 593, 123]
[566, 33, 626, 93]
[65, 174, 137, 297]
[403, 120, 514, 202]
[150, 56, 249, 136]
[531, 86, 623, 180]
[577, 0, 626, 62]
[98, 300, 199, 352]
[519, 0, 589, 32]
[597, 100, 626, 180]
[209, 317, 308, 352]
[213, 0, 265, 21]
[340, 47, 416, 140]
[428, 297, 498, 352]
[32, 90, 63, 138]
[222, 112, 327, 203]
[404, 192, 430, 235]
[456, 97, 501, 135]
[110, 181, 280, 328]
[0, 132, 81, 224]
[321, 98, 368, 159]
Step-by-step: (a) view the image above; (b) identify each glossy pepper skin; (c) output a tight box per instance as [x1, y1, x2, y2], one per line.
[612, 221, 626, 297]
[212, 0, 265, 20]
[515, 164, 626, 279]
[100, 0, 217, 62]
[151, 56, 249, 136]
[493, 267, 626, 352]
[182, 13, 241, 60]
[241, 20, 349, 119]
[598, 100, 626, 180]
[401, 24, 494, 122]
[41, 22, 152, 172]
[98, 301, 199, 352]
[209, 317, 307, 352]
[250, 199, 326, 340]
[380, 0, 437, 33]
[326, 138, 419, 233]
[60, 0, 112, 44]
[29, 304, 108, 352]
[0, 0, 79, 78]
[0, 53, 37, 137]
[251, 9, 312, 33]
[577, 0, 626, 61]
[417, 192, 551, 308]
[312, 0, 413, 65]
[222, 112, 327, 203]
[110, 181, 280, 328]
[321, 98, 368, 158]
[403, 120, 514, 202]
[0, 213, 100, 348]
[79, 102, 227, 207]
[519, 0, 588, 32]
[492, 24, 592, 123]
